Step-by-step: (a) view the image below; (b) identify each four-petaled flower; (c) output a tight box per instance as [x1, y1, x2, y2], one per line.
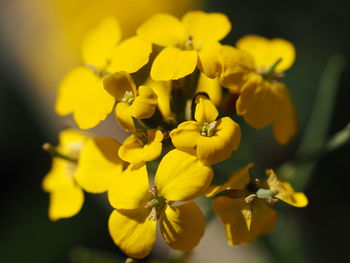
[137, 11, 231, 80]
[207, 164, 308, 245]
[108, 149, 213, 258]
[170, 96, 241, 165]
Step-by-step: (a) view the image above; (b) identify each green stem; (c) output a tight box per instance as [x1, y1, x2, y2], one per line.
[42, 143, 77, 163]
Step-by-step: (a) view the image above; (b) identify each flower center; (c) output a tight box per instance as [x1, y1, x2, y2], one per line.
[145, 187, 168, 220]
[122, 91, 134, 104]
[200, 121, 218, 137]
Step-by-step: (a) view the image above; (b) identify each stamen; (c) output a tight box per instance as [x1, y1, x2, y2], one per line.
[200, 121, 218, 137]
[122, 91, 134, 104]
[184, 35, 195, 50]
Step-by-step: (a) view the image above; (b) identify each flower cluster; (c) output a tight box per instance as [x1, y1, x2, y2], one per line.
[43, 11, 307, 259]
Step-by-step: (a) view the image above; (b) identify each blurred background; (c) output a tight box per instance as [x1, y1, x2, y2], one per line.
[1, 0, 350, 262]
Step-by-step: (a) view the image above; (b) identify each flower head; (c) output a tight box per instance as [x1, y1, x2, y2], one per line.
[42, 129, 124, 220]
[207, 164, 308, 245]
[118, 129, 163, 166]
[137, 11, 231, 80]
[170, 96, 241, 165]
[55, 17, 152, 129]
[108, 149, 213, 258]
[103, 71, 158, 132]
[219, 36, 297, 144]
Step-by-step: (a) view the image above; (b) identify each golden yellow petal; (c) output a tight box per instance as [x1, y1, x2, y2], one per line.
[151, 47, 197, 81]
[212, 197, 250, 245]
[115, 102, 135, 132]
[272, 82, 297, 145]
[107, 36, 152, 73]
[119, 129, 163, 165]
[42, 157, 83, 221]
[197, 41, 222, 78]
[146, 79, 175, 119]
[75, 137, 124, 193]
[137, 13, 187, 47]
[129, 85, 158, 119]
[194, 96, 218, 123]
[169, 121, 201, 151]
[236, 35, 295, 72]
[182, 11, 231, 43]
[155, 149, 213, 201]
[219, 45, 255, 93]
[266, 169, 308, 207]
[236, 75, 278, 129]
[103, 71, 137, 101]
[55, 67, 115, 129]
[82, 17, 121, 69]
[206, 163, 254, 197]
[159, 202, 205, 251]
[196, 73, 222, 106]
[108, 208, 156, 259]
[108, 165, 151, 210]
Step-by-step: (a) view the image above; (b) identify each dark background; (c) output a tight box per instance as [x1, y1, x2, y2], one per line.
[1, 0, 350, 262]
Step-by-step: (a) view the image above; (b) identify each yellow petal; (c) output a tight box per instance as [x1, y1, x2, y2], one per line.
[212, 197, 250, 245]
[169, 121, 201, 151]
[137, 13, 187, 47]
[108, 208, 156, 259]
[196, 117, 241, 165]
[194, 96, 218, 123]
[236, 75, 278, 129]
[219, 45, 255, 93]
[129, 85, 158, 119]
[82, 17, 121, 69]
[47, 186, 84, 221]
[266, 169, 308, 207]
[146, 79, 175, 118]
[42, 158, 83, 221]
[151, 47, 197, 81]
[155, 149, 213, 201]
[118, 130, 163, 165]
[272, 82, 297, 145]
[248, 198, 277, 242]
[55, 67, 115, 129]
[74, 137, 124, 193]
[141, 129, 163, 162]
[206, 163, 254, 197]
[236, 35, 295, 72]
[108, 165, 151, 210]
[196, 73, 222, 106]
[115, 102, 135, 132]
[56, 129, 90, 157]
[197, 41, 222, 78]
[182, 11, 231, 43]
[103, 71, 137, 101]
[159, 201, 205, 251]
[107, 36, 152, 73]
[212, 197, 276, 245]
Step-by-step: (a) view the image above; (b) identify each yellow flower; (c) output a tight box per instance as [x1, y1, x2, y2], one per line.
[137, 11, 231, 80]
[55, 17, 152, 129]
[170, 96, 241, 165]
[118, 129, 163, 166]
[108, 149, 213, 258]
[207, 164, 308, 245]
[42, 129, 124, 220]
[219, 36, 297, 144]
[103, 71, 158, 132]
